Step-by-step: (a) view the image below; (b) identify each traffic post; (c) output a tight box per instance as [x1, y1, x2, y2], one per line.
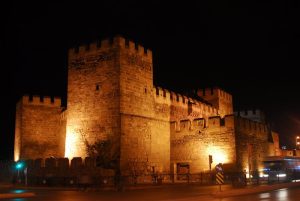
[215, 163, 224, 191]
[216, 172, 224, 191]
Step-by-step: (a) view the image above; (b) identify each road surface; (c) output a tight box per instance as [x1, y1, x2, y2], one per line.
[2, 185, 300, 201]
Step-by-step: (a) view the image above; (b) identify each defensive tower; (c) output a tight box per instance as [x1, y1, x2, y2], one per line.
[197, 87, 233, 117]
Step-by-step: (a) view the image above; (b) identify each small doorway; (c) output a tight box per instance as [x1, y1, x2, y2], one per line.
[177, 163, 190, 180]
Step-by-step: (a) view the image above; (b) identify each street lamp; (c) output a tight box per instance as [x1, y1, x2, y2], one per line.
[15, 161, 24, 184]
[15, 161, 27, 185]
[296, 136, 300, 150]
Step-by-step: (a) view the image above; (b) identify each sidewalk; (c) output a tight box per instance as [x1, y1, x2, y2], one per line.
[0, 192, 35, 199]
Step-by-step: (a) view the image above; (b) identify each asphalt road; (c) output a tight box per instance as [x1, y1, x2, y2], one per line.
[2, 185, 300, 201]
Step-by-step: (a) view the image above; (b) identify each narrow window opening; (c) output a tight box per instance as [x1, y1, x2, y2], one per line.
[96, 85, 100, 91]
[220, 118, 225, 126]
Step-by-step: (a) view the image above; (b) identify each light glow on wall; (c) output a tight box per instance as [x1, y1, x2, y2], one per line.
[14, 152, 20, 162]
[206, 145, 229, 164]
[65, 128, 82, 159]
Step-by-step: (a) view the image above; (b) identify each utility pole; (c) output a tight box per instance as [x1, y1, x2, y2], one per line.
[209, 155, 213, 172]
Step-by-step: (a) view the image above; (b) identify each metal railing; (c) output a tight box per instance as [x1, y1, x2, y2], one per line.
[2, 160, 300, 188]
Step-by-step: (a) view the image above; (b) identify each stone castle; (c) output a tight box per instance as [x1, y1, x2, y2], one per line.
[14, 36, 279, 177]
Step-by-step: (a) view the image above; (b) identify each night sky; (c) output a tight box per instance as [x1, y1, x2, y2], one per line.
[1, 1, 300, 160]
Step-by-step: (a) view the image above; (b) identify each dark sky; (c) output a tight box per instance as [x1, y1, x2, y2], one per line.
[1, 1, 300, 160]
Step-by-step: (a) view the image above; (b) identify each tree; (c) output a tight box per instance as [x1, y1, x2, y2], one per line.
[126, 157, 150, 185]
[78, 126, 119, 169]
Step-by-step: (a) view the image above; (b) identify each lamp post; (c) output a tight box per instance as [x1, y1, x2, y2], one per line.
[296, 136, 300, 150]
[209, 155, 213, 172]
[16, 162, 23, 184]
[15, 161, 26, 184]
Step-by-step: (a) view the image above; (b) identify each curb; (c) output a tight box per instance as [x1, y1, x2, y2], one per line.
[0, 192, 35, 199]
[212, 182, 300, 198]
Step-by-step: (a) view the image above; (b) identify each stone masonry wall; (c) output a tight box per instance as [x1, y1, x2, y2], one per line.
[197, 88, 233, 117]
[14, 95, 65, 160]
[118, 37, 170, 175]
[66, 38, 122, 159]
[170, 115, 236, 173]
[14, 101, 22, 161]
[234, 116, 270, 172]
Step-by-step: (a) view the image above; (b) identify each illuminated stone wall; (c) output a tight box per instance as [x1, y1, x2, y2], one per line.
[234, 116, 270, 172]
[153, 87, 236, 174]
[170, 115, 236, 173]
[271, 131, 281, 156]
[197, 88, 233, 117]
[118, 38, 170, 175]
[14, 96, 65, 160]
[66, 36, 171, 175]
[66, 38, 122, 159]
[14, 36, 276, 178]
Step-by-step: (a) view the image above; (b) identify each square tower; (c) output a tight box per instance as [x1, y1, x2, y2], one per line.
[197, 87, 233, 117]
[65, 36, 170, 175]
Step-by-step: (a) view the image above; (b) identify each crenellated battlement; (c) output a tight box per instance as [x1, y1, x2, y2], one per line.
[21, 95, 62, 107]
[235, 109, 265, 123]
[197, 87, 232, 101]
[235, 116, 268, 137]
[154, 86, 219, 119]
[154, 86, 216, 110]
[171, 115, 234, 133]
[196, 87, 233, 117]
[68, 35, 152, 59]
[155, 86, 171, 99]
[235, 109, 262, 116]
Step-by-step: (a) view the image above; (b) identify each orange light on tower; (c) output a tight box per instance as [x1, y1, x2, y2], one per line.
[296, 136, 300, 150]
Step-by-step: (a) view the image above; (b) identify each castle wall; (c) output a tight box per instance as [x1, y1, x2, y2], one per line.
[197, 88, 233, 117]
[118, 38, 170, 175]
[234, 116, 270, 172]
[153, 87, 236, 174]
[170, 115, 236, 173]
[66, 38, 122, 159]
[14, 96, 65, 160]
[14, 35, 277, 181]
[66, 36, 171, 175]
[271, 131, 281, 156]
[120, 116, 170, 175]
[235, 109, 266, 123]
[14, 101, 22, 161]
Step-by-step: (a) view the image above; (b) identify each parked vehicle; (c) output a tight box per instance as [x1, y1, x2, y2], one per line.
[261, 156, 300, 182]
